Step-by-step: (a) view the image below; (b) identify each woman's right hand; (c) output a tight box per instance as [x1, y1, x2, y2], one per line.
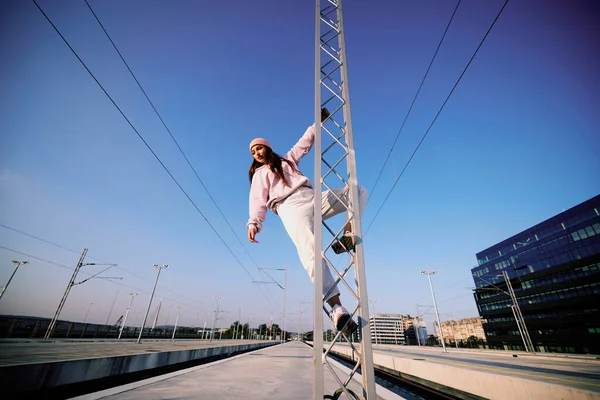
[248, 228, 258, 243]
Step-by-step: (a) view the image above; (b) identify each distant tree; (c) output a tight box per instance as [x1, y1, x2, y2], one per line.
[179, 327, 196, 334]
[466, 335, 479, 348]
[258, 323, 268, 338]
[324, 329, 334, 341]
[271, 323, 280, 338]
[241, 323, 249, 338]
[228, 321, 251, 339]
[427, 334, 438, 346]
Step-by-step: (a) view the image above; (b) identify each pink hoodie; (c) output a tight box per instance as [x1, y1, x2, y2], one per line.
[247, 124, 316, 233]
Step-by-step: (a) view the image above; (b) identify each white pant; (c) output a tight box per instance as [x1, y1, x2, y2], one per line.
[277, 185, 368, 302]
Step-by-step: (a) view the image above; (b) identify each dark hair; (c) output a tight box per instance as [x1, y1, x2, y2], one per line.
[249, 146, 299, 187]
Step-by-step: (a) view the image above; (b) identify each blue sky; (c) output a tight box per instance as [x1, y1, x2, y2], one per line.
[1, 0, 598, 335]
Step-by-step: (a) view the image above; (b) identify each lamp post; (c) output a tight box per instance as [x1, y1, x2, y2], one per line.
[420, 270, 447, 353]
[118, 292, 138, 339]
[172, 305, 182, 341]
[210, 295, 222, 342]
[298, 300, 311, 342]
[413, 306, 422, 346]
[137, 264, 168, 344]
[83, 302, 93, 323]
[369, 299, 378, 345]
[234, 308, 242, 340]
[0, 260, 29, 300]
[105, 291, 119, 326]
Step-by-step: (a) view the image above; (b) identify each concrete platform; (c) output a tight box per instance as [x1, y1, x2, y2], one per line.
[373, 344, 600, 392]
[329, 343, 600, 400]
[0, 338, 265, 366]
[0, 339, 278, 396]
[73, 341, 402, 400]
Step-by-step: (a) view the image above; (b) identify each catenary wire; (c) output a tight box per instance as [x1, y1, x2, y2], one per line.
[331, 0, 462, 273]
[368, 0, 462, 202]
[0, 245, 83, 273]
[0, 223, 210, 308]
[364, 0, 510, 235]
[0, 244, 211, 313]
[31, 0, 275, 307]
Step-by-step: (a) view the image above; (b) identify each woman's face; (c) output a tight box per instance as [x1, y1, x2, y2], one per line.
[251, 145, 267, 164]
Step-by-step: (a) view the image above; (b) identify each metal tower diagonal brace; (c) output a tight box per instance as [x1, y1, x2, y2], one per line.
[314, 0, 376, 398]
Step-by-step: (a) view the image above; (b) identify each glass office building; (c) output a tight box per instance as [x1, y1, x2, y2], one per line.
[471, 194, 600, 354]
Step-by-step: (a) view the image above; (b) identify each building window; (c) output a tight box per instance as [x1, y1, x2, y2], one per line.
[572, 231, 581, 241]
[586, 226, 596, 237]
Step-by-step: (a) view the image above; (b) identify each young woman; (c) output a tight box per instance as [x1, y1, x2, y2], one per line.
[247, 108, 368, 336]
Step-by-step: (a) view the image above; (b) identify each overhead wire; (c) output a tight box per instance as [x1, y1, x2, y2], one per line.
[31, 0, 275, 307]
[0, 244, 209, 312]
[364, 0, 511, 235]
[368, 0, 462, 203]
[83, 0, 283, 291]
[0, 245, 82, 273]
[0, 222, 210, 308]
[332, 0, 463, 274]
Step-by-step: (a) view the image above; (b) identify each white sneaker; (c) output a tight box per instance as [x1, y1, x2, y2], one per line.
[331, 305, 358, 337]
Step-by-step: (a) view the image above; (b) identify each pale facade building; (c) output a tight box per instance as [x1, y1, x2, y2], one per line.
[434, 317, 487, 343]
[369, 314, 405, 345]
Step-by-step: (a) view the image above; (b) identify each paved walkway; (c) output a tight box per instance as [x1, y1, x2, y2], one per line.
[74, 341, 399, 400]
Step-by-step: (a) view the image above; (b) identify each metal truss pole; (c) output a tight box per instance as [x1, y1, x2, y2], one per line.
[509, 304, 529, 352]
[313, 0, 325, 397]
[503, 271, 535, 353]
[315, 0, 376, 398]
[44, 248, 89, 339]
[137, 264, 168, 344]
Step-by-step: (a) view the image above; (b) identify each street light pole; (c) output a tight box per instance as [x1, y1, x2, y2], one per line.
[0, 260, 29, 300]
[105, 291, 119, 325]
[236, 308, 242, 340]
[415, 305, 421, 346]
[369, 299, 378, 345]
[151, 297, 163, 330]
[421, 270, 447, 353]
[202, 313, 210, 339]
[414, 304, 423, 346]
[118, 292, 138, 339]
[83, 302, 93, 323]
[137, 264, 168, 344]
[172, 305, 182, 341]
[282, 265, 288, 342]
[210, 295, 221, 342]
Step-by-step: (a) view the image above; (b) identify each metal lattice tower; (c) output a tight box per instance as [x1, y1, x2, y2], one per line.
[313, 0, 376, 398]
